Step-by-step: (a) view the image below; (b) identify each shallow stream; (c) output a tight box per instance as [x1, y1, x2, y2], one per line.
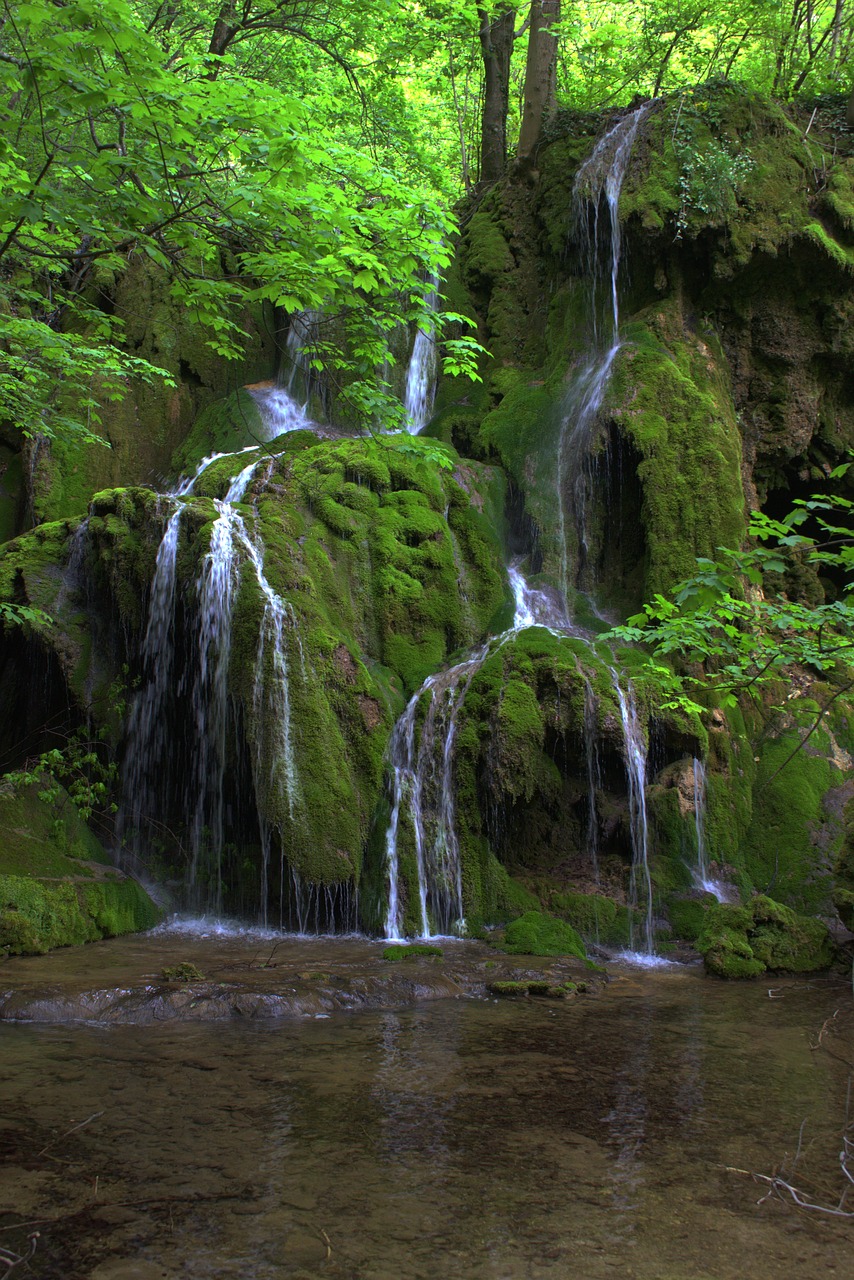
[1, 933, 852, 1279]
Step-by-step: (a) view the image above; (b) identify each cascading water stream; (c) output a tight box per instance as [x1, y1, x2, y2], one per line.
[245, 311, 322, 436]
[610, 673, 654, 958]
[119, 443, 310, 921]
[118, 450, 257, 868]
[403, 278, 439, 434]
[383, 561, 592, 940]
[556, 105, 649, 604]
[691, 758, 731, 903]
[187, 460, 260, 902]
[383, 646, 491, 940]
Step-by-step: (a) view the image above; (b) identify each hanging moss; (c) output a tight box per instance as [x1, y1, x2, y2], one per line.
[609, 305, 745, 598]
[740, 724, 842, 913]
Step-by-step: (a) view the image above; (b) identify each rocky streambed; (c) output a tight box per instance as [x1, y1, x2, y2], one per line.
[0, 920, 604, 1025]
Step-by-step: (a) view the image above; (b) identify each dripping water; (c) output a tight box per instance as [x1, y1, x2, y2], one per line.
[610, 672, 664, 963]
[403, 278, 439, 434]
[556, 105, 649, 604]
[691, 758, 731, 903]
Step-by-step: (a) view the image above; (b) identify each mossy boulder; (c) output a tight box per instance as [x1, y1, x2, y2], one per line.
[500, 911, 586, 958]
[698, 894, 834, 979]
[740, 725, 843, 914]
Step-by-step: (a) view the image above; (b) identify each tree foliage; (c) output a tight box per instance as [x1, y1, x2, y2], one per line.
[0, 0, 482, 441]
[1, 0, 852, 448]
[608, 467, 854, 753]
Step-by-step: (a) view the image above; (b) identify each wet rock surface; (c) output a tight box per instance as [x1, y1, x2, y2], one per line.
[0, 924, 604, 1025]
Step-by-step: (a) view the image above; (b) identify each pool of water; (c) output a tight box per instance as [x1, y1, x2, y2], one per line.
[1, 950, 851, 1278]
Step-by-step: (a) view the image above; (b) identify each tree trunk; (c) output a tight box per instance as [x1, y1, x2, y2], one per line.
[209, 2, 239, 59]
[478, 4, 516, 185]
[516, 0, 559, 163]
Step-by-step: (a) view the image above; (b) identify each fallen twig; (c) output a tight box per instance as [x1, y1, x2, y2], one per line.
[37, 1111, 104, 1157]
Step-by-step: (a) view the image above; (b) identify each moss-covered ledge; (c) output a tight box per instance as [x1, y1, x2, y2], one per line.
[0, 784, 161, 956]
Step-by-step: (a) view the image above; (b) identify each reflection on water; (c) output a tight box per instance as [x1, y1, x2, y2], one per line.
[1, 965, 852, 1279]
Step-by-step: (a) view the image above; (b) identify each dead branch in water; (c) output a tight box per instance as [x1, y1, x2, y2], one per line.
[0, 1233, 39, 1275]
[726, 1076, 854, 1217]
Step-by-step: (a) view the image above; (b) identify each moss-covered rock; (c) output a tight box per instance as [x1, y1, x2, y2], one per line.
[28, 255, 276, 525]
[698, 894, 834, 978]
[381, 944, 443, 962]
[0, 783, 161, 956]
[500, 910, 586, 958]
[740, 724, 843, 914]
[548, 889, 631, 946]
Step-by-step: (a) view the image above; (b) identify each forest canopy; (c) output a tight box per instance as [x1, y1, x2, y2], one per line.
[1, 0, 852, 442]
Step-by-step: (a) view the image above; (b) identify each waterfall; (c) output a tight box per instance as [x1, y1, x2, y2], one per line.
[691, 758, 731, 903]
[557, 105, 649, 602]
[383, 644, 491, 940]
[119, 447, 308, 922]
[583, 679, 601, 882]
[245, 310, 323, 437]
[611, 673, 657, 959]
[187, 461, 260, 902]
[246, 383, 315, 438]
[236, 510, 303, 926]
[403, 278, 438, 434]
[384, 693, 429, 940]
[507, 562, 574, 632]
[383, 559, 585, 939]
[118, 450, 252, 866]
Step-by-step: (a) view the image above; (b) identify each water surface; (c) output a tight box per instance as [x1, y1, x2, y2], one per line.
[1, 955, 851, 1278]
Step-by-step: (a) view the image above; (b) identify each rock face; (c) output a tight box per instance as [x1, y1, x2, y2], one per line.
[1, 85, 853, 965]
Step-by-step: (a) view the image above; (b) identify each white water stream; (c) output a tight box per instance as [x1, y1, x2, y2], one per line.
[403, 278, 439, 434]
[691, 757, 732, 903]
[382, 110, 664, 950]
[119, 443, 309, 920]
[557, 105, 649, 603]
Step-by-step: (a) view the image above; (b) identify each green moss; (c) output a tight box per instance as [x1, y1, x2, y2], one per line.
[665, 895, 712, 942]
[609, 305, 745, 598]
[0, 782, 161, 955]
[171, 389, 267, 476]
[487, 979, 570, 998]
[0, 783, 111, 878]
[698, 894, 834, 979]
[741, 728, 841, 913]
[0, 872, 160, 956]
[81, 878, 161, 938]
[501, 911, 586, 958]
[803, 221, 854, 273]
[381, 943, 443, 961]
[548, 890, 630, 945]
[621, 89, 821, 262]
